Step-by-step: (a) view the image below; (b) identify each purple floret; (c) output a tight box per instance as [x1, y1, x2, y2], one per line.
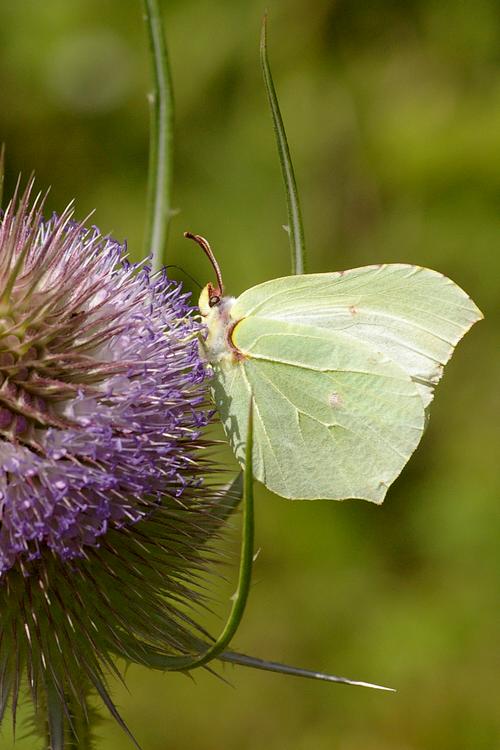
[0, 186, 211, 572]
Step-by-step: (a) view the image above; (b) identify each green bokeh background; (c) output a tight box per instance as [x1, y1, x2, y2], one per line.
[1, 1, 498, 748]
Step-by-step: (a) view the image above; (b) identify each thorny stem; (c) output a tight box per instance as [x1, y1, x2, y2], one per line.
[141, 402, 255, 673]
[170, 402, 255, 670]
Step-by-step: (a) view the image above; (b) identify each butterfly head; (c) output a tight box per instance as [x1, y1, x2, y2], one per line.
[198, 282, 222, 317]
[184, 232, 226, 317]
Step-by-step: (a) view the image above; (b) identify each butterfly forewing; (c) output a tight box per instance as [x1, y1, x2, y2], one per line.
[231, 264, 482, 408]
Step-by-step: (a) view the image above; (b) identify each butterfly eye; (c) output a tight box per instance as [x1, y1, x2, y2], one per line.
[209, 295, 221, 307]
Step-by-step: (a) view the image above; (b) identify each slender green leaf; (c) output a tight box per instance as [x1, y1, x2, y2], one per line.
[260, 14, 306, 275]
[219, 651, 396, 692]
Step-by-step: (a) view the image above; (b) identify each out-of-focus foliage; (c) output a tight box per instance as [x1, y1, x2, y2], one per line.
[1, 1, 498, 748]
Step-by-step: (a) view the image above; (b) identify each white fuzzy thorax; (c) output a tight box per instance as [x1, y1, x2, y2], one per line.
[201, 296, 236, 363]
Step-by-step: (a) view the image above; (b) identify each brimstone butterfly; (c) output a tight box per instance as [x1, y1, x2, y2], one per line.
[187, 233, 482, 504]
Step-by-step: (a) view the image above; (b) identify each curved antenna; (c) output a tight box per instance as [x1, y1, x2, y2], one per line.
[165, 264, 202, 290]
[184, 232, 224, 296]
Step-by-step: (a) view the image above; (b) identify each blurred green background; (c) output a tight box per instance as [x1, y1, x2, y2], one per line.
[1, 0, 498, 748]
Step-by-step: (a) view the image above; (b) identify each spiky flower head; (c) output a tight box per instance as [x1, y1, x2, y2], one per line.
[0, 182, 235, 746]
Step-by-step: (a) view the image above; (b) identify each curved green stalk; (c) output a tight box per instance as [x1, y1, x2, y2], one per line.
[142, 402, 254, 672]
[142, 0, 175, 272]
[260, 14, 306, 275]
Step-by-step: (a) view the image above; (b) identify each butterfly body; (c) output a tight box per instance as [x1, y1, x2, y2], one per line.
[199, 263, 482, 503]
[199, 287, 237, 364]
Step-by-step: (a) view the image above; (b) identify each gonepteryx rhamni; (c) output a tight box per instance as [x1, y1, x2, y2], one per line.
[188, 233, 482, 504]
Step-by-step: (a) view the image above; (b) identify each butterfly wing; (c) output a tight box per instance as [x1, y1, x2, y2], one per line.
[211, 319, 423, 502]
[211, 264, 482, 502]
[231, 264, 482, 407]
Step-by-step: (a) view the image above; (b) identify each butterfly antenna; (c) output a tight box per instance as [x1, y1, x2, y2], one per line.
[184, 232, 224, 296]
[165, 264, 203, 290]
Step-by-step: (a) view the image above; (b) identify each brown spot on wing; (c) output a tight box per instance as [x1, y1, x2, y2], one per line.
[329, 392, 342, 408]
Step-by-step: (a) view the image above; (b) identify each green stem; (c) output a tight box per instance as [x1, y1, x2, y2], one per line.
[134, 402, 255, 672]
[142, 0, 175, 272]
[260, 13, 306, 275]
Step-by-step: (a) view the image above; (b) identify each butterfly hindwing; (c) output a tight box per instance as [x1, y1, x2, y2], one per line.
[213, 317, 425, 502]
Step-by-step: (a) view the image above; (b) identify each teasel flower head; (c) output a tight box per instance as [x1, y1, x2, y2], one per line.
[0, 180, 236, 747]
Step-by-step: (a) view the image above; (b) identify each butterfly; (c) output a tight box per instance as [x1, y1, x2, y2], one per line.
[186, 233, 483, 504]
